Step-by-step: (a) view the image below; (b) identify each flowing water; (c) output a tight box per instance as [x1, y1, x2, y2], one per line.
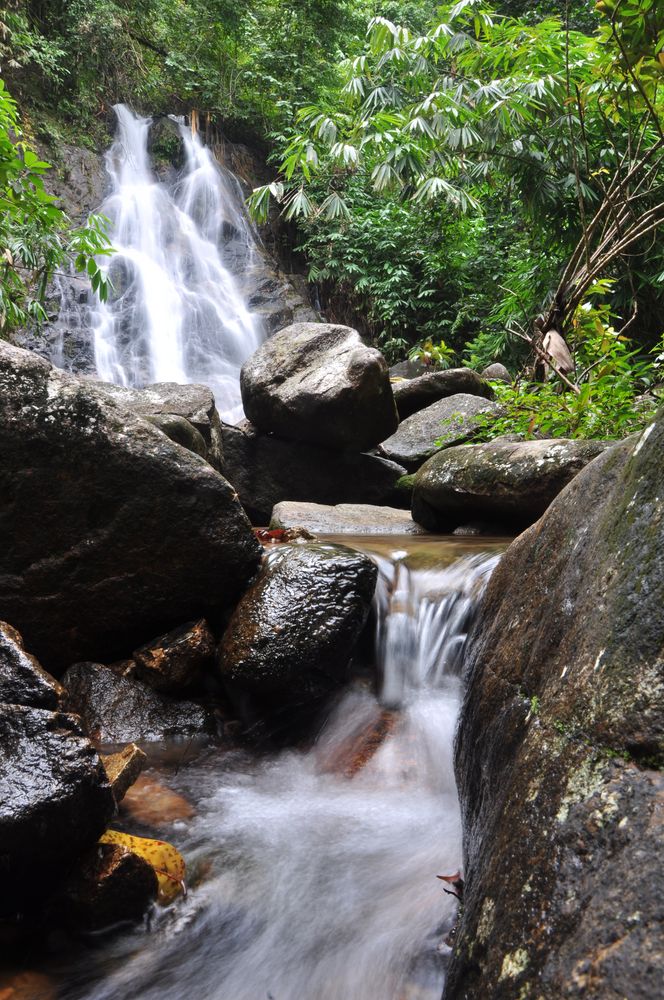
[47, 537, 504, 1000]
[57, 104, 263, 422]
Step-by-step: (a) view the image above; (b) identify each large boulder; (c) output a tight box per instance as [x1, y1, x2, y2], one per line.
[221, 422, 409, 524]
[446, 416, 664, 999]
[413, 438, 608, 532]
[392, 369, 494, 421]
[380, 393, 502, 471]
[218, 543, 377, 706]
[240, 323, 398, 451]
[0, 705, 115, 915]
[0, 343, 260, 672]
[270, 501, 428, 536]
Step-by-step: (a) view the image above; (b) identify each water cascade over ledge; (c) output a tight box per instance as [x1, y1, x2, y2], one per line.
[55, 538, 503, 1000]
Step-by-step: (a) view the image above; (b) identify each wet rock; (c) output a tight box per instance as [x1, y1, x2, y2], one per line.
[221, 421, 408, 524]
[101, 744, 147, 804]
[0, 705, 115, 915]
[96, 381, 224, 470]
[447, 416, 664, 999]
[0, 343, 260, 672]
[270, 501, 428, 535]
[60, 842, 158, 930]
[380, 393, 503, 471]
[121, 774, 195, 828]
[62, 662, 216, 743]
[133, 620, 216, 694]
[0, 622, 63, 710]
[481, 362, 512, 383]
[240, 323, 398, 451]
[413, 438, 608, 533]
[0, 971, 57, 1000]
[219, 543, 377, 707]
[392, 369, 494, 421]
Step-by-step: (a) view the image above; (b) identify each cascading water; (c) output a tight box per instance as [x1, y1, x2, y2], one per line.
[68, 104, 263, 421]
[56, 539, 502, 1000]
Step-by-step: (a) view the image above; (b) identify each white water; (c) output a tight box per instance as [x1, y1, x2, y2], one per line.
[88, 104, 262, 422]
[61, 542, 501, 1000]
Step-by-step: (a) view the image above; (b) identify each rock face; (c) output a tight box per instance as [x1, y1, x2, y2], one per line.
[447, 417, 664, 999]
[221, 422, 409, 524]
[0, 705, 115, 915]
[133, 619, 216, 694]
[240, 323, 398, 451]
[412, 438, 608, 532]
[0, 621, 64, 710]
[0, 343, 260, 672]
[391, 369, 494, 421]
[270, 501, 428, 535]
[380, 393, 502, 471]
[62, 662, 216, 743]
[219, 544, 377, 706]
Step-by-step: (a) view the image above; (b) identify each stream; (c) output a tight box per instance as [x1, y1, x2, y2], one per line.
[44, 536, 506, 1000]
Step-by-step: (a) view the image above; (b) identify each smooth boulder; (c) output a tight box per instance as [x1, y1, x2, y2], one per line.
[221, 422, 409, 524]
[481, 362, 511, 383]
[412, 438, 608, 532]
[392, 369, 494, 421]
[219, 543, 377, 704]
[270, 501, 428, 535]
[0, 343, 260, 672]
[380, 393, 502, 471]
[240, 323, 398, 451]
[446, 416, 664, 999]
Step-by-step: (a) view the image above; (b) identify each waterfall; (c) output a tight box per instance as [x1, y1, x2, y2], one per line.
[71, 104, 263, 422]
[59, 541, 502, 1000]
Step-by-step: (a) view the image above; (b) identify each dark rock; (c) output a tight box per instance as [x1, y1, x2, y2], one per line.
[380, 393, 502, 471]
[0, 704, 115, 915]
[389, 359, 429, 379]
[221, 421, 408, 524]
[62, 662, 216, 743]
[101, 744, 147, 803]
[133, 619, 216, 694]
[95, 381, 224, 470]
[60, 842, 158, 930]
[270, 501, 429, 535]
[413, 438, 608, 532]
[0, 622, 64, 710]
[392, 369, 494, 421]
[0, 343, 260, 672]
[447, 416, 664, 999]
[218, 543, 377, 705]
[481, 362, 512, 383]
[240, 323, 398, 451]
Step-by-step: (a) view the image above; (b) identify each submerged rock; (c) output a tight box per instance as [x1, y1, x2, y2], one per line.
[0, 621, 64, 710]
[380, 393, 502, 471]
[240, 322, 398, 451]
[62, 662, 216, 743]
[0, 705, 115, 915]
[270, 501, 428, 535]
[392, 369, 494, 421]
[133, 619, 216, 694]
[447, 415, 664, 999]
[219, 543, 377, 707]
[412, 438, 608, 532]
[0, 343, 260, 672]
[221, 421, 408, 524]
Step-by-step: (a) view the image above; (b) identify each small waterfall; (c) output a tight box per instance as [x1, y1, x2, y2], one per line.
[73, 105, 263, 421]
[57, 541, 502, 1000]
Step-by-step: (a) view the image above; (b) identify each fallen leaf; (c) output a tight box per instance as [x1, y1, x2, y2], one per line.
[100, 830, 186, 904]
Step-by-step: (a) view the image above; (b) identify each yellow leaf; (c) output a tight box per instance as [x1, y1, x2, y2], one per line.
[100, 830, 186, 905]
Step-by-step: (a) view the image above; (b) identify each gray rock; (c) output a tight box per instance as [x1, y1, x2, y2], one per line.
[62, 661, 216, 743]
[221, 421, 408, 524]
[270, 501, 428, 535]
[481, 362, 512, 383]
[0, 622, 64, 710]
[412, 438, 608, 532]
[0, 704, 115, 915]
[219, 543, 377, 704]
[240, 323, 398, 451]
[380, 393, 502, 471]
[389, 359, 429, 379]
[0, 343, 260, 672]
[133, 619, 216, 694]
[447, 415, 664, 999]
[392, 369, 494, 421]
